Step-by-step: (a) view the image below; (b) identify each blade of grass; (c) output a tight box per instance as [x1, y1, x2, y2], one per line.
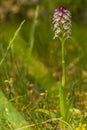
[15, 117, 74, 130]
[0, 20, 25, 67]
[27, 5, 39, 59]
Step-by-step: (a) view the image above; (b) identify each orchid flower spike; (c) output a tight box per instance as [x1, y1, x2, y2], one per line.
[53, 7, 71, 40]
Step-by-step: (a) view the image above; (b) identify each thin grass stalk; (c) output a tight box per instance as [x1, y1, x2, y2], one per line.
[0, 20, 25, 67]
[28, 6, 39, 59]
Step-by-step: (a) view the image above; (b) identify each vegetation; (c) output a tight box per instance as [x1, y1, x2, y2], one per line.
[0, 0, 87, 130]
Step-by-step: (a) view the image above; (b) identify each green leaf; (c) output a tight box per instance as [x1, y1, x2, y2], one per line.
[0, 89, 32, 130]
[58, 82, 67, 121]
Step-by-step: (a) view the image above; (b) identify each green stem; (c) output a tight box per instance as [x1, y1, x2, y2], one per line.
[59, 39, 67, 124]
[61, 39, 65, 87]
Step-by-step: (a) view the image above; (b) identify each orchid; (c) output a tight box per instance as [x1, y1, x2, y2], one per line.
[53, 7, 71, 40]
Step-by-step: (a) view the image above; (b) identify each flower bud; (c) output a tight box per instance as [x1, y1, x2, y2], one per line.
[53, 7, 71, 40]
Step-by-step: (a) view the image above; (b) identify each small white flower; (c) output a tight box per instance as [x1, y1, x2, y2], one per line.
[61, 18, 65, 24]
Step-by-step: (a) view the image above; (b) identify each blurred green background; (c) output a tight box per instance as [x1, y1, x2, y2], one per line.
[0, 0, 87, 129]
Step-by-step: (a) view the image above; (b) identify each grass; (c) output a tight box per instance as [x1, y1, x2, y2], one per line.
[0, 3, 87, 130]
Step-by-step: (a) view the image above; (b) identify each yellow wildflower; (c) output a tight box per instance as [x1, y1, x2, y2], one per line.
[76, 123, 87, 130]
